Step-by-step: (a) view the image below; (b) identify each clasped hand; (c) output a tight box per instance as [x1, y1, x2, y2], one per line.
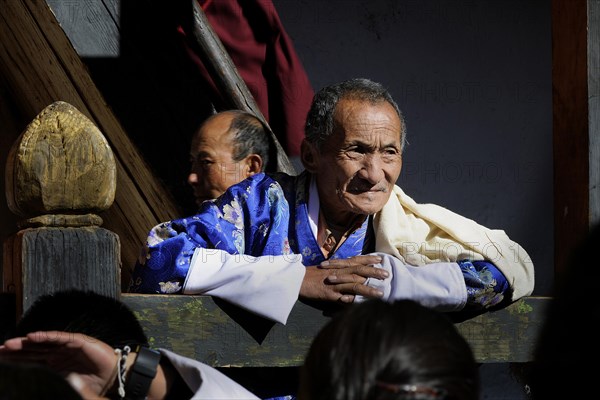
[300, 255, 389, 303]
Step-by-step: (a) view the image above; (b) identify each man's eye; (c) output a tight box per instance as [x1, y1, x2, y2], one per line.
[345, 147, 365, 157]
[192, 159, 214, 167]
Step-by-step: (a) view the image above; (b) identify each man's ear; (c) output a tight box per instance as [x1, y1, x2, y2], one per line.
[245, 154, 263, 177]
[300, 140, 319, 173]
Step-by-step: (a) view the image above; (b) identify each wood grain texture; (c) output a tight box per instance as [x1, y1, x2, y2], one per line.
[45, 0, 120, 57]
[5, 101, 116, 217]
[5, 227, 121, 317]
[123, 294, 549, 366]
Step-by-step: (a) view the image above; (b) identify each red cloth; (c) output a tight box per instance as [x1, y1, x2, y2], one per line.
[178, 0, 314, 157]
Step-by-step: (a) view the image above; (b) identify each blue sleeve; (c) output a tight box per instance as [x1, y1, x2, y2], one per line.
[127, 219, 200, 294]
[458, 259, 510, 309]
[128, 173, 292, 294]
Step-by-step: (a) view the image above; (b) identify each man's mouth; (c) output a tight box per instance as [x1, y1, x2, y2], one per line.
[348, 186, 387, 194]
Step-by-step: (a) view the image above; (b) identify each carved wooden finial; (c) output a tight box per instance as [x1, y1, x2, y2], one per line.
[5, 101, 116, 227]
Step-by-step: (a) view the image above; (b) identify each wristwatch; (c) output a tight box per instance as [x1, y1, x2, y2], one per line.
[124, 346, 161, 400]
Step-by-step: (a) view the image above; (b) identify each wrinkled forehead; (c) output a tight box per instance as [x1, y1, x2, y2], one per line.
[332, 98, 403, 140]
[336, 94, 402, 120]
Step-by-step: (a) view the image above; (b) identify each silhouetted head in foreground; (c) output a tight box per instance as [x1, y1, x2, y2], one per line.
[298, 299, 479, 400]
[529, 224, 600, 399]
[15, 289, 148, 350]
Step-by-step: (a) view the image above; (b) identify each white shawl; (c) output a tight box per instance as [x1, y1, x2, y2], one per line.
[373, 185, 535, 301]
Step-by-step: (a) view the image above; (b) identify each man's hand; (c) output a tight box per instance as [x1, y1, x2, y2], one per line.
[0, 331, 118, 397]
[300, 255, 389, 303]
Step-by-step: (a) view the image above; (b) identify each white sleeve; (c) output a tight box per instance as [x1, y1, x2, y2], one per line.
[355, 252, 467, 311]
[158, 349, 260, 399]
[182, 248, 306, 324]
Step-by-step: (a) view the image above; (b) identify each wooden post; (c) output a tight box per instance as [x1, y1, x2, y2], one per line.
[589, 0, 600, 226]
[3, 101, 120, 318]
[551, 0, 592, 277]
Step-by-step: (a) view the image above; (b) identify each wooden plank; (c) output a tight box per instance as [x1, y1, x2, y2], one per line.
[0, 2, 83, 114]
[100, 0, 120, 26]
[44, 0, 120, 57]
[0, 0, 182, 288]
[123, 294, 550, 366]
[589, 0, 600, 226]
[552, 0, 590, 277]
[453, 297, 548, 363]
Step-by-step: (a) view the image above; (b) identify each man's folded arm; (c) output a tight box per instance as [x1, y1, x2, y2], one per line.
[356, 253, 510, 311]
[130, 239, 306, 325]
[182, 248, 306, 324]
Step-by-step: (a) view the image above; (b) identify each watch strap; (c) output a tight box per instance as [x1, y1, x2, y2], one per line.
[124, 346, 161, 400]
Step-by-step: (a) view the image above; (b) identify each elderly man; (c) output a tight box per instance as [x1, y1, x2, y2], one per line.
[129, 79, 534, 324]
[187, 109, 270, 206]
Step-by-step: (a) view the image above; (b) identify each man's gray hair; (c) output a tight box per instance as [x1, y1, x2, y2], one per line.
[304, 78, 406, 151]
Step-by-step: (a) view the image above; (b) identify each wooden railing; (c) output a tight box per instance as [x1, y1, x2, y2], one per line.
[123, 294, 549, 366]
[0, 291, 549, 366]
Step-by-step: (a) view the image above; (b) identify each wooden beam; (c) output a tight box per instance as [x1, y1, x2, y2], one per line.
[189, 1, 296, 175]
[552, 0, 590, 277]
[0, 292, 549, 364]
[123, 294, 550, 366]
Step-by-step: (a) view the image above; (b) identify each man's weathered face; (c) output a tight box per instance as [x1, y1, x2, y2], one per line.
[188, 113, 251, 206]
[305, 98, 403, 222]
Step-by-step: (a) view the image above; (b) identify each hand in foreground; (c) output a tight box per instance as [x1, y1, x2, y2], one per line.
[300, 255, 389, 303]
[0, 331, 118, 397]
[68, 374, 111, 400]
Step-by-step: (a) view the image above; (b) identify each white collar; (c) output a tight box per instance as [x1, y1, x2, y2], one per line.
[308, 175, 319, 238]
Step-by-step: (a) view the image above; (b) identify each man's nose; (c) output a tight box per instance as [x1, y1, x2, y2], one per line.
[357, 155, 385, 183]
[188, 172, 199, 185]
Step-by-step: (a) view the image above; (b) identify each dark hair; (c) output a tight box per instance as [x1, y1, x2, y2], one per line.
[299, 300, 479, 400]
[0, 362, 84, 400]
[304, 78, 406, 151]
[228, 110, 271, 171]
[15, 290, 148, 349]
